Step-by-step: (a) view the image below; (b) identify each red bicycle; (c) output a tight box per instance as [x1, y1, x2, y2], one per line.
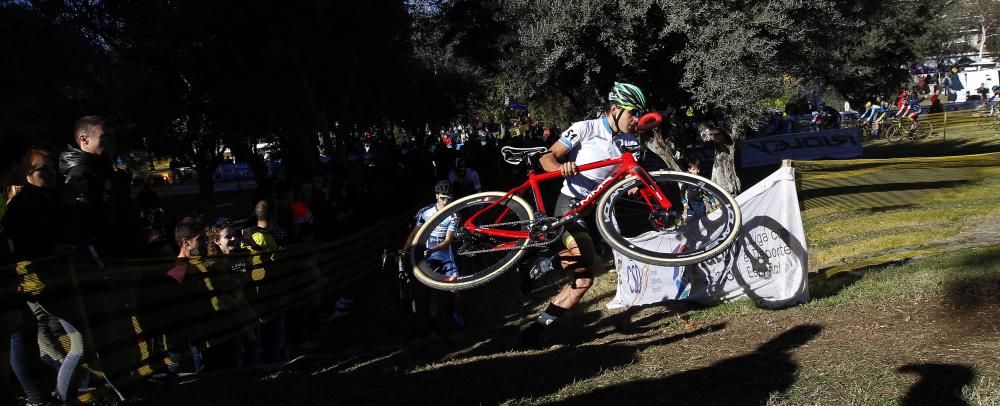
[409, 138, 742, 291]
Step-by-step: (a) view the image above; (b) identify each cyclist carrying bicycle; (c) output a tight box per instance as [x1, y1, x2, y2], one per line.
[404, 180, 463, 333]
[519, 82, 646, 347]
[895, 88, 922, 131]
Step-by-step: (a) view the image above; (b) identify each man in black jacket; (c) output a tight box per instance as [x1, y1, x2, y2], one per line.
[60, 116, 121, 262]
[59, 116, 139, 400]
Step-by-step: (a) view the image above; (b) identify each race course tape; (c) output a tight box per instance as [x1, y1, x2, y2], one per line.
[0, 211, 413, 398]
[794, 152, 1000, 277]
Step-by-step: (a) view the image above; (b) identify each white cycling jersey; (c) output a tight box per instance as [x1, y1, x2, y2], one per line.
[557, 117, 637, 199]
[415, 204, 458, 261]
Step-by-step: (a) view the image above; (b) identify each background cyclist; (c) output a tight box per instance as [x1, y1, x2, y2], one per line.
[859, 98, 887, 138]
[519, 82, 646, 346]
[404, 180, 463, 335]
[988, 85, 1000, 116]
[895, 88, 923, 131]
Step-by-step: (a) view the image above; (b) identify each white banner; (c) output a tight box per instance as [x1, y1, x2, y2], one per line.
[606, 165, 809, 310]
[741, 128, 861, 168]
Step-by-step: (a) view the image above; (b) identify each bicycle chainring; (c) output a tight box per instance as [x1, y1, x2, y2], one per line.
[529, 216, 564, 245]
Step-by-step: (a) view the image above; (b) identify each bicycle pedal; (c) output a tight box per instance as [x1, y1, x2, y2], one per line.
[528, 256, 555, 280]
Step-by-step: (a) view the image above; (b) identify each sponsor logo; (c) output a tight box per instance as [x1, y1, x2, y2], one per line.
[614, 138, 639, 149]
[600, 178, 633, 220]
[746, 133, 858, 155]
[581, 175, 620, 207]
[626, 263, 642, 293]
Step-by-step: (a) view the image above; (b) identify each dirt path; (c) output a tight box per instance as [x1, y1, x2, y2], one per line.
[134, 283, 1000, 405]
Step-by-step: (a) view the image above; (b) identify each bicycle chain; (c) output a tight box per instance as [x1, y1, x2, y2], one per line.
[458, 239, 556, 256]
[458, 218, 560, 256]
[477, 220, 533, 229]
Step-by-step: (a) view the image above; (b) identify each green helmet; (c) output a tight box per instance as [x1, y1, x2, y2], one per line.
[608, 82, 648, 114]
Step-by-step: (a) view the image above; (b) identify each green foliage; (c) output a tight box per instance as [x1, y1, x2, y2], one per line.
[0, 3, 117, 147]
[822, 0, 952, 103]
[497, 0, 685, 118]
[668, 0, 844, 129]
[2, 0, 437, 180]
[0, 0, 956, 187]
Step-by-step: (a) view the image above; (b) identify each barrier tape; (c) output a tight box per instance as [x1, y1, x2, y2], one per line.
[794, 152, 1000, 277]
[1, 210, 414, 401]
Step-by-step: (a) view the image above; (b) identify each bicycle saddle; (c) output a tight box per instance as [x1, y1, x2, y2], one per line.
[501, 146, 548, 165]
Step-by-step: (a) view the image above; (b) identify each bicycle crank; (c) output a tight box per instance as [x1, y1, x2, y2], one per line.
[529, 216, 564, 245]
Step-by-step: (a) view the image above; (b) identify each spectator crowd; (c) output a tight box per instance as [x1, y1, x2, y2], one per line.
[0, 105, 788, 405]
[0, 112, 575, 405]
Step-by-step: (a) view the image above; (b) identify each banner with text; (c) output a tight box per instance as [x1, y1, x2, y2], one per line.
[741, 128, 861, 168]
[607, 166, 809, 310]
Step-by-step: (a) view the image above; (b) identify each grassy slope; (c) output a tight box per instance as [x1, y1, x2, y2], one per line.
[142, 126, 1000, 405]
[144, 246, 1000, 405]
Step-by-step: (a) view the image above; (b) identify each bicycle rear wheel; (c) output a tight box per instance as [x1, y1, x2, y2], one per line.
[595, 171, 742, 266]
[410, 192, 534, 291]
[911, 122, 932, 140]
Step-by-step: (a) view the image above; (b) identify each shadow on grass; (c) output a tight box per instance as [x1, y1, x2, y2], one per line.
[808, 271, 864, 300]
[941, 246, 1000, 329]
[897, 363, 975, 406]
[946, 274, 1000, 310]
[810, 255, 918, 300]
[142, 323, 727, 405]
[547, 300, 700, 345]
[389, 323, 725, 404]
[559, 324, 822, 405]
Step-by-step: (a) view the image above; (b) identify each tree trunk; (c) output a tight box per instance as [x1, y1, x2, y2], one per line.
[282, 123, 322, 181]
[980, 19, 987, 61]
[188, 115, 218, 201]
[195, 139, 220, 201]
[228, 139, 270, 188]
[712, 140, 740, 195]
[701, 123, 741, 195]
[644, 127, 681, 171]
[558, 86, 588, 119]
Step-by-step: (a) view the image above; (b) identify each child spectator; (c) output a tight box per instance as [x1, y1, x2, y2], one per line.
[682, 160, 707, 221]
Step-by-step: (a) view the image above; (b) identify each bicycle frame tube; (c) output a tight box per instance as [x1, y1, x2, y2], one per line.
[465, 151, 674, 240]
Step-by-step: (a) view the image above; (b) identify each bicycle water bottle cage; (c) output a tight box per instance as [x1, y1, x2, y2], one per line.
[501, 146, 549, 165]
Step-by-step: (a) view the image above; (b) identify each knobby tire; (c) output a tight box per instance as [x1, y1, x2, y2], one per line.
[409, 192, 534, 291]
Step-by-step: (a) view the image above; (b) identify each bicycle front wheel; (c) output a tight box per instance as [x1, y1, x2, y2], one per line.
[885, 124, 903, 143]
[410, 192, 534, 291]
[595, 171, 742, 266]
